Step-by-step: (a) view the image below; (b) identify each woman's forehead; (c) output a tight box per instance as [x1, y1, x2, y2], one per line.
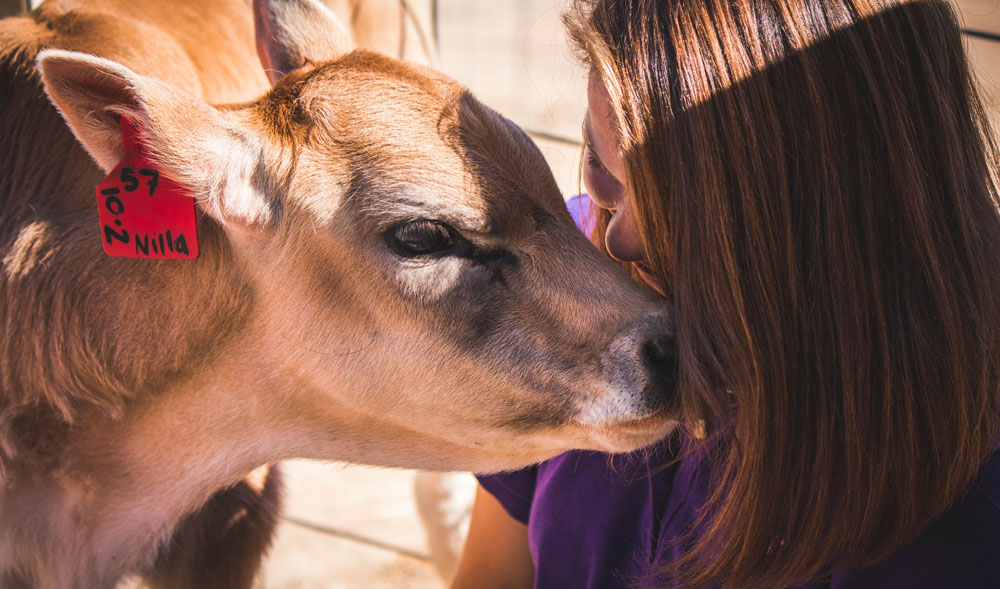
[586, 71, 626, 177]
[586, 71, 618, 132]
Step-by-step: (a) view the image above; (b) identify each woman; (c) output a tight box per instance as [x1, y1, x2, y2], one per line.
[452, 0, 1000, 587]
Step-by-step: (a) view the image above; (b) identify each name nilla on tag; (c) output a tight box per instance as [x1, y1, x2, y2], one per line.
[95, 118, 199, 259]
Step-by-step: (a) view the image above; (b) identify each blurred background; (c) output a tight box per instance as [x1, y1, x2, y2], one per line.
[1, 0, 998, 587]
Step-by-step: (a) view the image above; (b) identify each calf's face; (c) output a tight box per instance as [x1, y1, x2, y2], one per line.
[37, 1, 677, 473]
[250, 58, 678, 469]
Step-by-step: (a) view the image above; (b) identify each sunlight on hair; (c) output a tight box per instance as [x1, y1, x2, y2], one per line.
[674, 0, 925, 108]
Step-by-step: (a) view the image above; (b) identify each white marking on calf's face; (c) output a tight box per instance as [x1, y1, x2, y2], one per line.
[397, 257, 465, 301]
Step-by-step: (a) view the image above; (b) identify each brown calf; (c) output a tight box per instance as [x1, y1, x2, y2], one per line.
[0, 0, 676, 586]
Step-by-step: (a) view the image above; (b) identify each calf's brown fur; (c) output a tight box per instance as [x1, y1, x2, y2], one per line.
[0, 0, 677, 586]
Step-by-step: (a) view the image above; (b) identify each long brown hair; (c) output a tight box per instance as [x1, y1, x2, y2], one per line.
[567, 0, 1000, 586]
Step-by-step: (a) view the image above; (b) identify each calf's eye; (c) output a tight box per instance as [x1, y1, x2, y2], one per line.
[387, 220, 459, 257]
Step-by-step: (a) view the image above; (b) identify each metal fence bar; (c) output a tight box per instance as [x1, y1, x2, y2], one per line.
[963, 28, 1000, 43]
[526, 128, 583, 147]
[281, 515, 433, 562]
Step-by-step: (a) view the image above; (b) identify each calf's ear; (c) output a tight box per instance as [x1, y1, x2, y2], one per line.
[254, 0, 355, 85]
[37, 50, 275, 227]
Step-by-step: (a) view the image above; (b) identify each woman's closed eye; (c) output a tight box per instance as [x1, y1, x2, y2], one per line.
[584, 141, 617, 179]
[584, 144, 624, 207]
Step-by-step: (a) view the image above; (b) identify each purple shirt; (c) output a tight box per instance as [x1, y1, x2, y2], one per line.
[478, 444, 1000, 588]
[478, 195, 1000, 588]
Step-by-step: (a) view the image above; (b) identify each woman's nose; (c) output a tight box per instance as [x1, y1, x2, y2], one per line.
[605, 204, 645, 263]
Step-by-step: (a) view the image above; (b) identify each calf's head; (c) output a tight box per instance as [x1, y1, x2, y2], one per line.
[36, 0, 677, 472]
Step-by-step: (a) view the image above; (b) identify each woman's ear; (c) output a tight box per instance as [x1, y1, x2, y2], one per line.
[254, 0, 355, 85]
[37, 49, 275, 227]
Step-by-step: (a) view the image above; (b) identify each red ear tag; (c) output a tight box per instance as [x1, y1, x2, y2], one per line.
[95, 118, 199, 259]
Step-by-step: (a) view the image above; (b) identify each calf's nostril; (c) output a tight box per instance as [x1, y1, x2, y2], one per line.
[642, 334, 678, 399]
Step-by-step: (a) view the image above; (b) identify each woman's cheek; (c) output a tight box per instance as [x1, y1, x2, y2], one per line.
[583, 166, 608, 209]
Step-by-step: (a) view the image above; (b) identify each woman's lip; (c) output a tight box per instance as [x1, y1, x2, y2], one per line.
[632, 261, 667, 296]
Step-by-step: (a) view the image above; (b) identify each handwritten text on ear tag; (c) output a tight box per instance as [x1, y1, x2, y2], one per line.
[95, 118, 199, 259]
